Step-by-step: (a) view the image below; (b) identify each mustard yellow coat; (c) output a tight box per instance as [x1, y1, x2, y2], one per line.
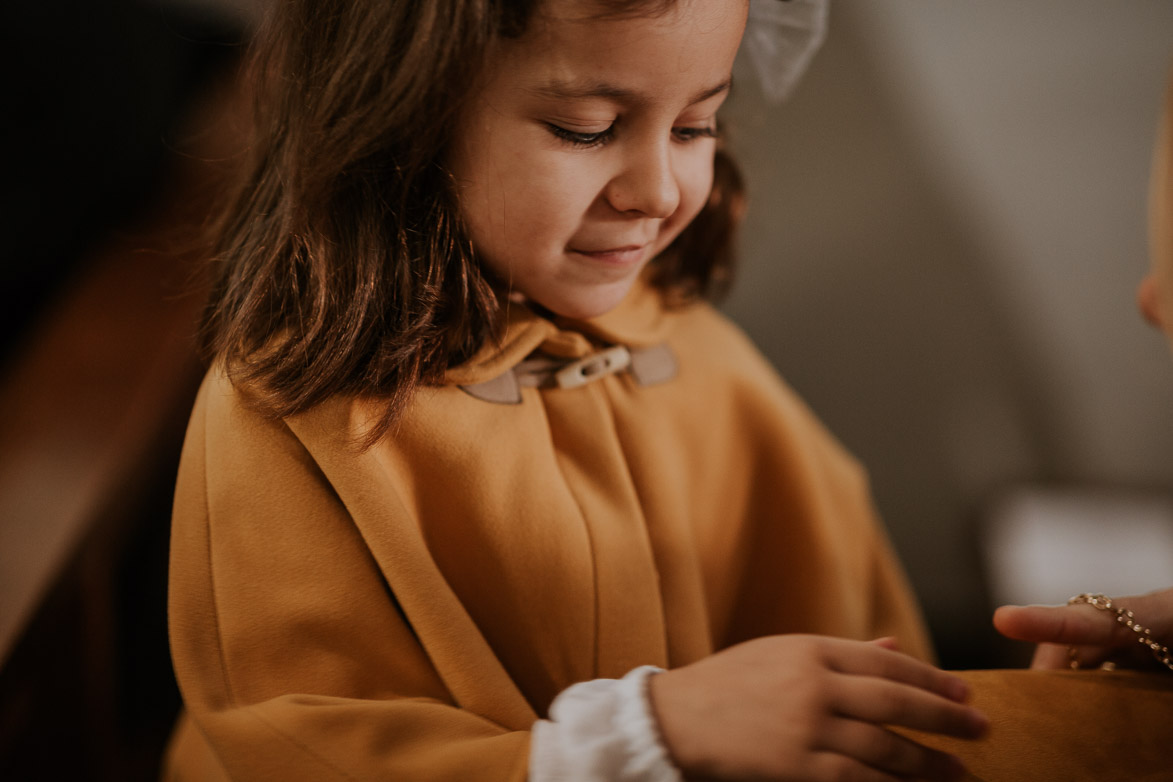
[165, 281, 932, 781]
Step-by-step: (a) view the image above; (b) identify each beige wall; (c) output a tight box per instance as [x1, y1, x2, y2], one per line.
[722, 0, 1173, 664]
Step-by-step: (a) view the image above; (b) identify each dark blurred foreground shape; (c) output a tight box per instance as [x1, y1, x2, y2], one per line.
[0, 1, 246, 778]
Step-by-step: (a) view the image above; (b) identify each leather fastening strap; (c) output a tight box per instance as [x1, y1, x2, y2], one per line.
[460, 343, 678, 404]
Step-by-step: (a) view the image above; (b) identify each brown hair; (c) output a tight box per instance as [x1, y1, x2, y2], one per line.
[201, 0, 746, 436]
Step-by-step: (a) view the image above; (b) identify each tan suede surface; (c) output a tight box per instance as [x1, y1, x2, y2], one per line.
[165, 281, 932, 780]
[901, 669, 1173, 781]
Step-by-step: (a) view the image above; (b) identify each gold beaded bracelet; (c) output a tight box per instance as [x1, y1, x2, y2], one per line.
[1066, 593, 1173, 672]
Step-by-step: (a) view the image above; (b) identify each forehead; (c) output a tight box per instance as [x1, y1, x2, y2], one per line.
[494, 0, 748, 101]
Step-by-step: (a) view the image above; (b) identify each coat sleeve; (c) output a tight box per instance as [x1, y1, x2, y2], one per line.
[690, 308, 935, 663]
[861, 502, 936, 663]
[166, 376, 531, 782]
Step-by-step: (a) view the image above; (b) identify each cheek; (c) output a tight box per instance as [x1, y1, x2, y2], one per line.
[524, 153, 609, 208]
[488, 155, 609, 245]
[673, 152, 717, 226]
[456, 152, 607, 275]
[487, 140, 600, 202]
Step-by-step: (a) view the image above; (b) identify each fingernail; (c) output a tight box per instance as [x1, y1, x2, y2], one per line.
[969, 710, 989, 738]
[946, 677, 970, 702]
[943, 754, 967, 781]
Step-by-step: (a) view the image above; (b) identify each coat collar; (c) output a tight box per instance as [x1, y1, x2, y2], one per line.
[443, 275, 681, 388]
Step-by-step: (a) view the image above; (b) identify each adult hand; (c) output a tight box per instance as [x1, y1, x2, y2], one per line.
[647, 635, 986, 782]
[993, 587, 1173, 670]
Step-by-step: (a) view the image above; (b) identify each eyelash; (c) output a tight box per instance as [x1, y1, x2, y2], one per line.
[546, 123, 718, 149]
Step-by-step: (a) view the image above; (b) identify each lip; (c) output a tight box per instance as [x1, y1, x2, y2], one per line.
[569, 244, 647, 265]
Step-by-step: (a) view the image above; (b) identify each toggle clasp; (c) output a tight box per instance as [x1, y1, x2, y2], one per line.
[554, 346, 632, 390]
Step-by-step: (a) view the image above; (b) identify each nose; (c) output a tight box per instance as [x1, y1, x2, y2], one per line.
[605, 143, 680, 218]
[1137, 275, 1166, 329]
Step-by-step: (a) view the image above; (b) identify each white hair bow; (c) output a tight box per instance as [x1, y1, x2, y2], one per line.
[743, 0, 829, 103]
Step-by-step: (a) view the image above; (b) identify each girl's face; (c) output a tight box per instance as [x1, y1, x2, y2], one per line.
[448, 0, 748, 320]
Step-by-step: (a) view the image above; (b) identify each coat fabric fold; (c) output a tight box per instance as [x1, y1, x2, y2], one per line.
[165, 280, 932, 781]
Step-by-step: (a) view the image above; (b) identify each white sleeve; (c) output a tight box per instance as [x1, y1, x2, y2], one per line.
[529, 666, 683, 782]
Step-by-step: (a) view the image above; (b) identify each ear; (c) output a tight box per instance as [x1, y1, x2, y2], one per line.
[1137, 275, 1166, 329]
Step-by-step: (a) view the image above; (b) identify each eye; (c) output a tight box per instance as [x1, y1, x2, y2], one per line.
[672, 125, 719, 143]
[546, 122, 615, 148]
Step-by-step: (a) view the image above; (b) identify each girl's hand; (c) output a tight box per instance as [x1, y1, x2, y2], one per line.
[647, 635, 986, 782]
[993, 587, 1173, 670]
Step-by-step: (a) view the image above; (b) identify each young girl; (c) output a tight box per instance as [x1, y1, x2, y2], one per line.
[164, 1, 987, 780]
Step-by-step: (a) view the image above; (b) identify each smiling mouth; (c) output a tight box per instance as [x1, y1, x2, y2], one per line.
[569, 245, 647, 265]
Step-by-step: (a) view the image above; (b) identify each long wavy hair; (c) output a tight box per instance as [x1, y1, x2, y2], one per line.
[201, 0, 747, 437]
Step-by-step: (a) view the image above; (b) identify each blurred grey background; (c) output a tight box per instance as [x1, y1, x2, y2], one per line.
[722, 0, 1173, 666]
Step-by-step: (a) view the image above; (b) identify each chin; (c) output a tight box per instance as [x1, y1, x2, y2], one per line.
[542, 287, 631, 321]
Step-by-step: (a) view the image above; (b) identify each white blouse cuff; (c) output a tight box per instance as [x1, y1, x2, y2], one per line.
[529, 665, 682, 782]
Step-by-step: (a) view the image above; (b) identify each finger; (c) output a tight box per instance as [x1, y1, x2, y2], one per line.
[1031, 641, 1117, 670]
[807, 751, 905, 782]
[993, 604, 1120, 646]
[820, 719, 966, 782]
[1030, 642, 1075, 670]
[1115, 590, 1173, 640]
[870, 637, 901, 652]
[830, 675, 988, 739]
[823, 639, 970, 703]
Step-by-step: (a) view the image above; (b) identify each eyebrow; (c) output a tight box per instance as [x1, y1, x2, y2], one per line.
[528, 78, 731, 107]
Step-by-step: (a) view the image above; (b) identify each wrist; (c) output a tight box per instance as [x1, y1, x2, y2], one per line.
[646, 668, 707, 778]
[531, 666, 682, 782]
